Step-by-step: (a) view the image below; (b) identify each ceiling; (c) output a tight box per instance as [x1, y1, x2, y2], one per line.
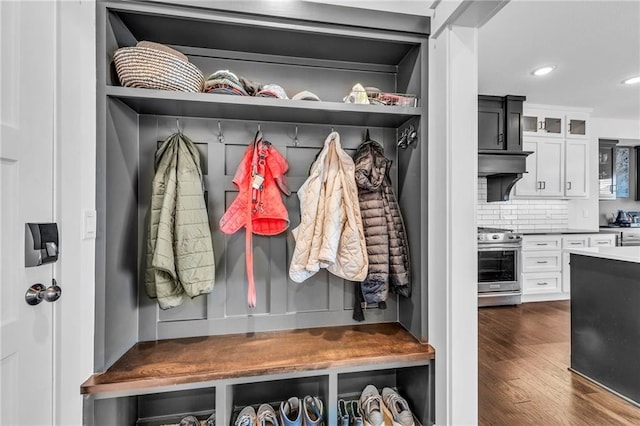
[478, 0, 640, 120]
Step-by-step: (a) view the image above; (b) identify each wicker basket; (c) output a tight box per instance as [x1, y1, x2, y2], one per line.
[113, 46, 204, 93]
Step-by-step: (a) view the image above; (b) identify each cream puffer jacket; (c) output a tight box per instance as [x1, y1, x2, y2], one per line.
[145, 132, 215, 309]
[289, 132, 368, 282]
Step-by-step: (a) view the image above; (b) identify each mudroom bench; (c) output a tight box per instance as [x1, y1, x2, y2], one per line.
[82, 323, 435, 426]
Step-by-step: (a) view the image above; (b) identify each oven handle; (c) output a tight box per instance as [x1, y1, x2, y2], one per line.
[478, 245, 521, 251]
[478, 291, 521, 298]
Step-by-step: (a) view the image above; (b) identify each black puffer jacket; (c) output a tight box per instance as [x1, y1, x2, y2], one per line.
[353, 137, 411, 308]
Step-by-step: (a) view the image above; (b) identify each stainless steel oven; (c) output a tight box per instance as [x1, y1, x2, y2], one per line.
[478, 227, 522, 307]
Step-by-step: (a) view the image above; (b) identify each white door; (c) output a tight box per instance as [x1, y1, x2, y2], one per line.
[514, 139, 540, 196]
[565, 139, 588, 197]
[1, 2, 56, 425]
[538, 139, 565, 197]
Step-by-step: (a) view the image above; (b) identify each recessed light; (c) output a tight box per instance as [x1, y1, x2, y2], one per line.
[532, 66, 556, 76]
[622, 76, 640, 85]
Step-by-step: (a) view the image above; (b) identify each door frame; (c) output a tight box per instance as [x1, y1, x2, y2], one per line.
[53, 2, 96, 424]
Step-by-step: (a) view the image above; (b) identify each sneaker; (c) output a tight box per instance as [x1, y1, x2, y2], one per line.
[204, 411, 216, 426]
[280, 397, 302, 426]
[258, 404, 279, 426]
[302, 395, 324, 426]
[179, 416, 200, 426]
[381, 388, 415, 426]
[347, 400, 363, 426]
[235, 406, 257, 426]
[338, 399, 349, 426]
[359, 385, 383, 426]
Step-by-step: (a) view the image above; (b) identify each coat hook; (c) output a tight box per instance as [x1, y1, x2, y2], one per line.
[217, 121, 225, 144]
[176, 118, 182, 134]
[293, 126, 299, 147]
[257, 123, 261, 132]
[331, 127, 335, 133]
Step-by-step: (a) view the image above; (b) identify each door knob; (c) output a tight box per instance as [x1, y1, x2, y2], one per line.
[25, 279, 62, 305]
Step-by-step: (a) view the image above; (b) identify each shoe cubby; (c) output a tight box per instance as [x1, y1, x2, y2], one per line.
[87, 2, 433, 426]
[337, 366, 432, 426]
[91, 388, 215, 426]
[228, 377, 329, 426]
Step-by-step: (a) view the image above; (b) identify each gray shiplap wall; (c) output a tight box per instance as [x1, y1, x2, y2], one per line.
[137, 117, 400, 340]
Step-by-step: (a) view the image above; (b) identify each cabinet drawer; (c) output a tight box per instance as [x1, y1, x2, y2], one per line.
[522, 236, 562, 251]
[562, 235, 589, 248]
[522, 251, 562, 272]
[522, 273, 561, 294]
[589, 235, 616, 247]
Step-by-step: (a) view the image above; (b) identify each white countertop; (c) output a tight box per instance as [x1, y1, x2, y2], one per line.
[568, 246, 640, 263]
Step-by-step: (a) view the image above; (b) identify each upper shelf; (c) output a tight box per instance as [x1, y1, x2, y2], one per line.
[106, 86, 422, 127]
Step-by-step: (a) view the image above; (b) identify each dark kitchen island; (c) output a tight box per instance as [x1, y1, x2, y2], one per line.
[569, 246, 640, 406]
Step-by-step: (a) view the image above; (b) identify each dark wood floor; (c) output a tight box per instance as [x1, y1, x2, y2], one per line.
[479, 301, 640, 425]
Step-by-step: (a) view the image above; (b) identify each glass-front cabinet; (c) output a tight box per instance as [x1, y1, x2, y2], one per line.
[523, 109, 564, 137]
[523, 110, 589, 139]
[599, 139, 618, 200]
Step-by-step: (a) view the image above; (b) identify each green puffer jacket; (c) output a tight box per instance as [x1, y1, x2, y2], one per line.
[145, 132, 215, 309]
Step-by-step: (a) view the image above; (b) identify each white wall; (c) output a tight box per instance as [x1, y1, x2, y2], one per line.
[592, 117, 640, 140]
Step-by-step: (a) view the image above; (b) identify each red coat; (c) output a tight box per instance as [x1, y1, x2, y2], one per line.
[219, 131, 289, 306]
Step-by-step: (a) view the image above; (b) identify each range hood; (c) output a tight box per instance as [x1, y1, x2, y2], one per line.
[478, 150, 532, 202]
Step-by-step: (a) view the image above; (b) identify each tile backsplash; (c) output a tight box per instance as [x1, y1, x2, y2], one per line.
[477, 178, 568, 231]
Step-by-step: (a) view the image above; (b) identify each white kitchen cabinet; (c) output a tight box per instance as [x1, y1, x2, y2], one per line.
[522, 235, 562, 251]
[515, 138, 564, 197]
[523, 272, 561, 294]
[522, 250, 562, 273]
[521, 235, 563, 298]
[588, 234, 616, 247]
[523, 108, 589, 139]
[566, 112, 589, 139]
[515, 137, 588, 199]
[564, 139, 589, 197]
[516, 105, 590, 199]
[522, 109, 564, 138]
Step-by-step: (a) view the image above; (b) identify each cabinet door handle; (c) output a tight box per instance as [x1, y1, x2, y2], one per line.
[568, 122, 572, 133]
[536, 282, 548, 286]
[498, 133, 504, 144]
[570, 242, 582, 245]
[542, 181, 546, 190]
[567, 181, 572, 190]
[596, 241, 609, 245]
[535, 243, 548, 246]
[539, 121, 544, 130]
[536, 261, 548, 264]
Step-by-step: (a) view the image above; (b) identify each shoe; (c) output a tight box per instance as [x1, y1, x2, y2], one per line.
[359, 385, 383, 426]
[204, 411, 216, 426]
[179, 416, 200, 426]
[280, 397, 302, 426]
[236, 406, 257, 426]
[338, 399, 349, 426]
[347, 400, 363, 426]
[257, 404, 279, 426]
[302, 395, 324, 426]
[381, 388, 415, 426]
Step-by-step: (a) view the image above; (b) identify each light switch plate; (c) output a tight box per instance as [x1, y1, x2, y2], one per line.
[83, 210, 97, 239]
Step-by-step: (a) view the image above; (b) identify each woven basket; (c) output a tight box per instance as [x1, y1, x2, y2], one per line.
[113, 46, 204, 93]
